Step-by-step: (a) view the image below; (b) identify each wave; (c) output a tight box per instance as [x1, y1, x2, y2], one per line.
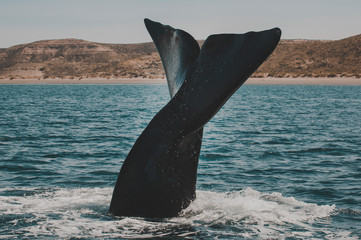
[0, 187, 357, 239]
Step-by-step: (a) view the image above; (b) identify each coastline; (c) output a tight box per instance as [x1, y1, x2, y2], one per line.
[246, 77, 361, 85]
[0, 78, 167, 85]
[0, 77, 360, 85]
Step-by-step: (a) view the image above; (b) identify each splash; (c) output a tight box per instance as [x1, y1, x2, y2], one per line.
[180, 188, 337, 239]
[0, 187, 356, 239]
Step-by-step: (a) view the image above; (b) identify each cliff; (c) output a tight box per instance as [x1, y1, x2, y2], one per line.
[254, 34, 361, 78]
[0, 34, 360, 80]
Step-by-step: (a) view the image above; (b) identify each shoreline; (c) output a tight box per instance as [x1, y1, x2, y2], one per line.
[246, 77, 361, 85]
[0, 77, 360, 85]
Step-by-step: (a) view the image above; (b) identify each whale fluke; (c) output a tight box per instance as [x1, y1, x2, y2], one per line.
[109, 19, 281, 217]
[144, 18, 200, 97]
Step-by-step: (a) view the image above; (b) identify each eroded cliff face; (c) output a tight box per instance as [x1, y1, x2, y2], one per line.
[0, 38, 163, 79]
[1, 35, 360, 80]
[255, 34, 361, 78]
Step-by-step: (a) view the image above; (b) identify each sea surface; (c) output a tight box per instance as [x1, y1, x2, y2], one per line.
[0, 84, 360, 239]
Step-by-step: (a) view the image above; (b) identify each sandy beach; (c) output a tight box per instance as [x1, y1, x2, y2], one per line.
[0, 78, 167, 85]
[246, 77, 361, 85]
[0, 77, 360, 85]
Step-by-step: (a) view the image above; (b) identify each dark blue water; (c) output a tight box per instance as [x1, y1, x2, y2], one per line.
[0, 84, 360, 239]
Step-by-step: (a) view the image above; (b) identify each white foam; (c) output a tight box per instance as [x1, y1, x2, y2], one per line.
[0, 187, 356, 239]
[179, 188, 337, 238]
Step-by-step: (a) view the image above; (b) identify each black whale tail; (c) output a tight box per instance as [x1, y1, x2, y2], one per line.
[143, 19, 281, 135]
[143, 18, 281, 134]
[109, 19, 281, 218]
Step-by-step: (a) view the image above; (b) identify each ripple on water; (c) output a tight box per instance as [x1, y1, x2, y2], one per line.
[0, 85, 360, 238]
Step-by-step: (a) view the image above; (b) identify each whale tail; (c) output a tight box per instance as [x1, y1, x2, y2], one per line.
[109, 19, 281, 217]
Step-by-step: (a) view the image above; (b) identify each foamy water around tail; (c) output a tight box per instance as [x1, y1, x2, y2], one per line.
[1, 187, 354, 239]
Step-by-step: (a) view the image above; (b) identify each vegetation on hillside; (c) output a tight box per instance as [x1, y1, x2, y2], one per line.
[0, 35, 360, 80]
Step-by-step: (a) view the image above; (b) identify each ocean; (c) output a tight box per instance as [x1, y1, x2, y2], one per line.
[0, 84, 360, 239]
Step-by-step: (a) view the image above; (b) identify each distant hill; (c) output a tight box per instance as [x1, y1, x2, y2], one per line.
[0, 34, 360, 80]
[254, 35, 361, 78]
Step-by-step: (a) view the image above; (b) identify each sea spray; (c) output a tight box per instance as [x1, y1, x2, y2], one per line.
[0, 187, 345, 239]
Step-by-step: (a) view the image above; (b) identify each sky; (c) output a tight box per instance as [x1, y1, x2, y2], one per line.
[1, 0, 360, 48]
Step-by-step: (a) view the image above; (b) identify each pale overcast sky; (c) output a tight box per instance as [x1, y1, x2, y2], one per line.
[1, 0, 360, 48]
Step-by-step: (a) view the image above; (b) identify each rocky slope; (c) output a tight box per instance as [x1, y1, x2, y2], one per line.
[254, 35, 361, 78]
[0, 34, 360, 80]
